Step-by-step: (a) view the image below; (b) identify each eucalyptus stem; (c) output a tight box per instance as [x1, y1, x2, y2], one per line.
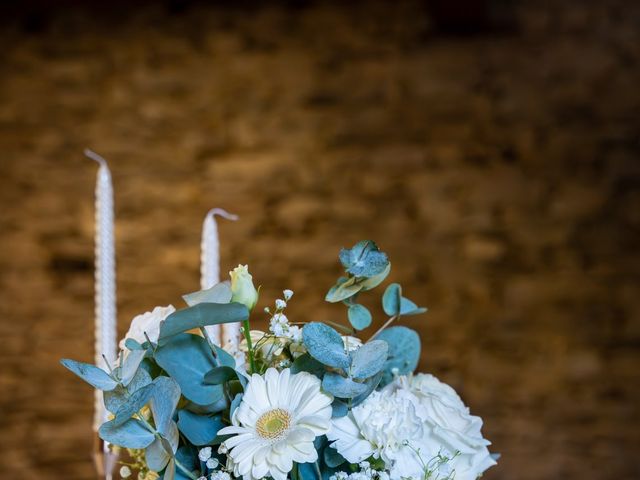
[200, 326, 219, 359]
[314, 460, 322, 479]
[368, 314, 398, 341]
[242, 319, 256, 374]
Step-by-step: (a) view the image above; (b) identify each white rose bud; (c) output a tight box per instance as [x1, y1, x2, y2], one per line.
[229, 265, 259, 311]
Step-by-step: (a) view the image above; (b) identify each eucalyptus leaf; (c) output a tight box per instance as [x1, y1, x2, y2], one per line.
[377, 326, 421, 385]
[325, 276, 363, 303]
[297, 462, 321, 480]
[229, 393, 243, 419]
[331, 399, 349, 418]
[163, 458, 176, 480]
[99, 418, 154, 449]
[400, 297, 428, 316]
[112, 381, 156, 426]
[120, 349, 146, 387]
[359, 262, 391, 291]
[350, 340, 388, 379]
[154, 333, 223, 406]
[203, 366, 237, 385]
[324, 446, 346, 468]
[151, 376, 182, 435]
[339, 240, 389, 278]
[146, 421, 179, 471]
[125, 338, 144, 350]
[382, 283, 402, 316]
[60, 359, 118, 391]
[182, 281, 232, 307]
[347, 304, 372, 330]
[105, 367, 152, 413]
[351, 371, 383, 407]
[322, 372, 368, 398]
[213, 344, 236, 368]
[158, 303, 249, 345]
[177, 410, 224, 446]
[303, 323, 350, 370]
[291, 353, 326, 378]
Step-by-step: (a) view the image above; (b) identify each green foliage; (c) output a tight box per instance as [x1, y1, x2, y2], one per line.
[291, 353, 325, 378]
[349, 340, 388, 379]
[382, 283, 402, 316]
[158, 302, 249, 345]
[104, 367, 152, 413]
[120, 349, 147, 386]
[99, 418, 155, 449]
[154, 333, 223, 406]
[347, 304, 372, 330]
[177, 410, 223, 446]
[339, 240, 389, 278]
[60, 359, 118, 391]
[377, 326, 421, 385]
[302, 323, 351, 370]
[322, 372, 369, 398]
[203, 366, 238, 385]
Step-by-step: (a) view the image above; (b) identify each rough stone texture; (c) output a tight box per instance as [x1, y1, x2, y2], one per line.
[0, 1, 639, 479]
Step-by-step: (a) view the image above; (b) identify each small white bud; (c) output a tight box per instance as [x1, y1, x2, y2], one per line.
[275, 299, 287, 309]
[119, 466, 132, 478]
[206, 457, 219, 469]
[198, 446, 212, 461]
[283, 289, 293, 300]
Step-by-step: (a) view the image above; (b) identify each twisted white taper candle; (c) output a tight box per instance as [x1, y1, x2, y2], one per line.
[201, 208, 238, 347]
[86, 149, 117, 434]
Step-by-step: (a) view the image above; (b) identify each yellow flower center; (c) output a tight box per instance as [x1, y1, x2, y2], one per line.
[256, 408, 291, 440]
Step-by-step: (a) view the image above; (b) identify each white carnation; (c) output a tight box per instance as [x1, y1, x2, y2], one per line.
[328, 374, 496, 480]
[119, 305, 175, 350]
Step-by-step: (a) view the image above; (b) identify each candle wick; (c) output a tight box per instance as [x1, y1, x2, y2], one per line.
[84, 148, 109, 167]
[207, 208, 239, 222]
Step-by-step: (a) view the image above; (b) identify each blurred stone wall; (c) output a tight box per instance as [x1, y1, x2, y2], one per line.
[0, 1, 638, 479]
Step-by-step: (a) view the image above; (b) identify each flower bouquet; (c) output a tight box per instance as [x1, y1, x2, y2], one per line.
[62, 241, 497, 480]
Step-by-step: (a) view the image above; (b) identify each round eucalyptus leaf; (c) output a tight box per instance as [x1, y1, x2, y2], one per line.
[322, 372, 369, 398]
[350, 340, 388, 379]
[376, 326, 421, 385]
[382, 283, 402, 316]
[303, 323, 350, 370]
[347, 304, 372, 330]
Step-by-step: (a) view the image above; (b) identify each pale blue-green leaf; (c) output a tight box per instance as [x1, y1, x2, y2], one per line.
[203, 366, 237, 385]
[99, 418, 154, 449]
[325, 277, 363, 303]
[400, 297, 428, 316]
[291, 353, 325, 378]
[60, 359, 118, 391]
[120, 349, 146, 386]
[350, 340, 388, 379]
[324, 446, 346, 468]
[377, 326, 421, 385]
[175, 445, 198, 472]
[151, 376, 181, 435]
[125, 338, 144, 350]
[182, 281, 232, 307]
[112, 381, 156, 426]
[154, 333, 223, 406]
[340, 240, 389, 278]
[359, 262, 391, 291]
[163, 458, 176, 480]
[351, 371, 383, 407]
[347, 304, 372, 330]
[382, 283, 402, 316]
[331, 399, 349, 418]
[322, 372, 368, 398]
[303, 323, 350, 370]
[158, 303, 249, 345]
[146, 421, 178, 471]
[230, 393, 243, 419]
[104, 367, 152, 413]
[177, 410, 224, 446]
[213, 344, 236, 368]
[297, 462, 321, 480]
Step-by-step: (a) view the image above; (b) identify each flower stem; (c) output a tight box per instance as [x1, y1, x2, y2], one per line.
[175, 458, 198, 480]
[242, 319, 256, 374]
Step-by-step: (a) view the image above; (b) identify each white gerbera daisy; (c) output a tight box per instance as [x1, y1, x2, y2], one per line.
[218, 368, 333, 480]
